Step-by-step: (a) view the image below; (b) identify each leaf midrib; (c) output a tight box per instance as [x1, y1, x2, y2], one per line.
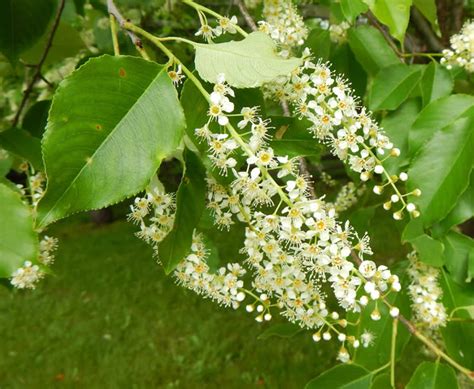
[38, 65, 166, 228]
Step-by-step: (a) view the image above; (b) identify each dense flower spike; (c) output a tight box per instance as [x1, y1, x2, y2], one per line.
[441, 20, 474, 73]
[130, 73, 402, 362]
[258, 0, 308, 55]
[10, 235, 59, 289]
[407, 252, 447, 330]
[175, 233, 246, 308]
[10, 261, 44, 289]
[263, 56, 419, 219]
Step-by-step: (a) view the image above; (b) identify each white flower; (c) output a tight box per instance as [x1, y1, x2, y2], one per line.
[11, 261, 44, 289]
[209, 92, 234, 126]
[215, 16, 238, 35]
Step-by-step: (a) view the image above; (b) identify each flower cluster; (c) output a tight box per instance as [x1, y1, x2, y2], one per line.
[329, 22, 351, 44]
[10, 235, 58, 289]
[329, 182, 365, 214]
[195, 14, 239, 42]
[441, 20, 474, 73]
[127, 187, 176, 254]
[264, 56, 419, 220]
[29, 172, 46, 207]
[130, 73, 403, 363]
[258, 0, 308, 55]
[407, 252, 447, 330]
[175, 232, 246, 309]
[129, 188, 247, 309]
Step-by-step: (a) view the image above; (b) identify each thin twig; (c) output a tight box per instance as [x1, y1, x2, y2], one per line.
[411, 8, 444, 52]
[12, 0, 66, 127]
[366, 12, 404, 61]
[234, 0, 257, 31]
[107, 0, 143, 48]
[107, 0, 150, 59]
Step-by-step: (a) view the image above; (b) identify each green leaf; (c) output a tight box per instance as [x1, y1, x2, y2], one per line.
[258, 323, 302, 340]
[270, 117, 322, 158]
[0, 128, 44, 171]
[331, 43, 367, 99]
[406, 362, 458, 389]
[0, 153, 13, 177]
[381, 98, 422, 173]
[160, 149, 206, 274]
[340, 0, 368, 22]
[21, 23, 86, 67]
[0, 183, 39, 278]
[420, 62, 453, 106]
[306, 28, 331, 61]
[467, 250, 474, 283]
[37, 55, 185, 228]
[402, 218, 424, 242]
[22, 100, 51, 139]
[193, 32, 302, 88]
[434, 171, 474, 236]
[347, 26, 399, 75]
[410, 234, 444, 267]
[362, 0, 412, 42]
[441, 269, 474, 369]
[305, 364, 373, 388]
[369, 64, 423, 111]
[408, 117, 474, 227]
[409, 94, 474, 156]
[370, 374, 391, 389]
[441, 231, 474, 285]
[413, 0, 440, 35]
[0, 0, 57, 63]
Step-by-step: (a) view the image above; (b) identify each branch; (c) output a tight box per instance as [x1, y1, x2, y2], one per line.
[107, 0, 143, 48]
[12, 0, 66, 128]
[411, 8, 444, 52]
[234, 0, 257, 31]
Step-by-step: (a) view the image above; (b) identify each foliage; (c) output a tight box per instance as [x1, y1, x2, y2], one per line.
[0, 0, 473, 386]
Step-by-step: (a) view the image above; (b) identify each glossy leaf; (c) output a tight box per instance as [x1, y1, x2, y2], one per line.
[441, 231, 474, 285]
[270, 116, 322, 158]
[409, 94, 474, 156]
[160, 149, 206, 274]
[406, 362, 458, 389]
[413, 0, 440, 35]
[193, 32, 302, 88]
[0, 128, 43, 171]
[22, 100, 51, 138]
[258, 323, 302, 340]
[369, 64, 423, 111]
[408, 117, 474, 227]
[21, 23, 86, 67]
[381, 98, 421, 173]
[347, 26, 399, 75]
[362, 0, 412, 42]
[440, 270, 474, 369]
[0, 183, 39, 278]
[434, 172, 474, 236]
[340, 0, 368, 22]
[410, 234, 444, 267]
[370, 374, 391, 389]
[420, 62, 453, 106]
[305, 364, 373, 388]
[306, 28, 331, 61]
[0, 0, 57, 63]
[37, 55, 185, 228]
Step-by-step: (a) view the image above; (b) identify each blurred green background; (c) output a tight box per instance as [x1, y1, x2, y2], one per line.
[0, 218, 337, 388]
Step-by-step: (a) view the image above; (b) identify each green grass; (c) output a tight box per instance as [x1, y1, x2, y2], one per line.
[0, 219, 335, 388]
